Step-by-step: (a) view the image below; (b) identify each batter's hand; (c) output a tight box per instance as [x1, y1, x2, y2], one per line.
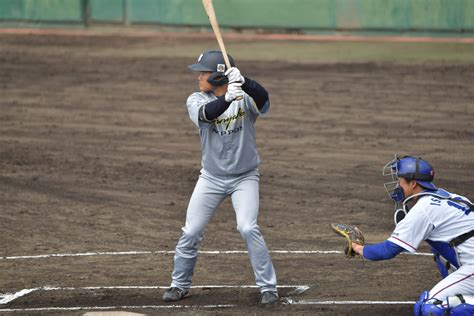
[225, 67, 245, 84]
[225, 82, 244, 102]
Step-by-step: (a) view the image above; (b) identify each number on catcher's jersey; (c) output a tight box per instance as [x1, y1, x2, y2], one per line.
[447, 200, 471, 215]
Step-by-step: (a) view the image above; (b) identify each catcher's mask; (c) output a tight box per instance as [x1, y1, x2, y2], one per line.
[188, 50, 235, 86]
[383, 155, 436, 224]
[383, 155, 436, 202]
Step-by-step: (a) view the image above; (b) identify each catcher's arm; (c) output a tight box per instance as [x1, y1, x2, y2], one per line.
[332, 222, 406, 260]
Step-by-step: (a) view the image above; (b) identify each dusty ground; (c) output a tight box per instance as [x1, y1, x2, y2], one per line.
[0, 33, 473, 315]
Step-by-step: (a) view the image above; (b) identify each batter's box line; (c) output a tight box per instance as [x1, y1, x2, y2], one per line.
[282, 299, 416, 305]
[0, 301, 418, 314]
[0, 285, 417, 312]
[0, 249, 433, 260]
[0, 284, 311, 305]
[0, 298, 418, 313]
[0, 305, 237, 313]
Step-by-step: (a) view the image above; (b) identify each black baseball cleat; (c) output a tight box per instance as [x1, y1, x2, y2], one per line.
[162, 287, 190, 302]
[260, 291, 279, 304]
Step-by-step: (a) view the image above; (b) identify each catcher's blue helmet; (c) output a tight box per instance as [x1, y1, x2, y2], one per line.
[383, 155, 437, 191]
[383, 155, 436, 202]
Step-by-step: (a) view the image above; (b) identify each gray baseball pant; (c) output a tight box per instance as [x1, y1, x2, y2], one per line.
[170, 169, 278, 293]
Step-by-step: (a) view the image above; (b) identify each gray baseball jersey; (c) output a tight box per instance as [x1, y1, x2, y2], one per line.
[186, 92, 269, 176]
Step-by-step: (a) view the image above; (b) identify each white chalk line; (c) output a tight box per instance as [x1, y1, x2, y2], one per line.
[0, 300, 416, 313]
[284, 299, 415, 305]
[0, 289, 38, 305]
[0, 285, 310, 305]
[0, 249, 433, 260]
[0, 299, 417, 313]
[0, 304, 237, 312]
[0, 284, 416, 312]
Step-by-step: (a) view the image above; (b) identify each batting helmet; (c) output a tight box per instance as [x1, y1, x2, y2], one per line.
[188, 50, 235, 86]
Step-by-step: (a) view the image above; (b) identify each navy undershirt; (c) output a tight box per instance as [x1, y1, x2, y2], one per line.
[241, 77, 269, 109]
[203, 77, 269, 121]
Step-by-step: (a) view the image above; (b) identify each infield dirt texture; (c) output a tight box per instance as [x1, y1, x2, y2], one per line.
[1, 31, 473, 315]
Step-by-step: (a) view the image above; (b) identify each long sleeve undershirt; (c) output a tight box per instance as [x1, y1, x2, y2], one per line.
[241, 77, 269, 110]
[363, 240, 405, 260]
[202, 77, 269, 121]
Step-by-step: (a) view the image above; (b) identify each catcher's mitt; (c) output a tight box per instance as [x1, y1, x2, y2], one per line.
[331, 223, 365, 258]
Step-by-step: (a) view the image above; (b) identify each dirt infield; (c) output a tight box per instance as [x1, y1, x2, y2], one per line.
[0, 34, 473, 315]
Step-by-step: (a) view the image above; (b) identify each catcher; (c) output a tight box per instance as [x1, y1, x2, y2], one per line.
[332, 155, 474, 316]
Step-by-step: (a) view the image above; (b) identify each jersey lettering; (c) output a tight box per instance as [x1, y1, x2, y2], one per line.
[447, 200, 471, 215]
[187, 91, 262, 176]
[212, 126, 243, 136]
[214, 108, 246, 129]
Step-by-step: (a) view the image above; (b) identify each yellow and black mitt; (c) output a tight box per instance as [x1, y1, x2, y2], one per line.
[331, 223, 365, 258]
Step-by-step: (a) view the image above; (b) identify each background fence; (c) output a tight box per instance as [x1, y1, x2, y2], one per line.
[0, 0, 473, 35]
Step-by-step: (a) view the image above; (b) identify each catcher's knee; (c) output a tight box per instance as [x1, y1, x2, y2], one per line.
[414, 291, 445, 316]
[420, 303, 446, 316]
[414, 291, 474, 316]
[450, 303, 474, 315]
[447, 295, 474, 316]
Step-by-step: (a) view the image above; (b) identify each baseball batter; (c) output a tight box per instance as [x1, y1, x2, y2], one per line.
[162, 50, 278, 304]
[351, 155, 474, 315]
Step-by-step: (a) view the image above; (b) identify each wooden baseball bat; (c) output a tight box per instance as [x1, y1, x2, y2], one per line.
[202, 0, 232, 70]
[202, 0, 243, 100]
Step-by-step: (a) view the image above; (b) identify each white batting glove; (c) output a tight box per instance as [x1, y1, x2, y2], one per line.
[225, 82, 244, 102]
[225, 67, 245, 84]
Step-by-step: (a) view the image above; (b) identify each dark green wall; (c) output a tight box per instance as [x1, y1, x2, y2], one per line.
[0, 0, 473, 33]
[0, 0, 82, 21]
[91, 0, 123, 22]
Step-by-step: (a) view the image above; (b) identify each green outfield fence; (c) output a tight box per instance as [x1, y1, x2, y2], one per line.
[0, 0, 473, 36]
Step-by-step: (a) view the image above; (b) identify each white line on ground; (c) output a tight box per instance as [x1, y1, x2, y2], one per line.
[0, 249, 433, 260]
[0, 299, 418, 312]
[0, 285, 310, 305]
[0, 305, 237, 313]
[285, 299, 416, 305]
[0, 289, 38, 305]
[58, 285, 310, 290]
[0, 285, 417, 311]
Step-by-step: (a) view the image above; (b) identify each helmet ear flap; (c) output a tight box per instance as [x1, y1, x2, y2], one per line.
[207, 72, 228, 86]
